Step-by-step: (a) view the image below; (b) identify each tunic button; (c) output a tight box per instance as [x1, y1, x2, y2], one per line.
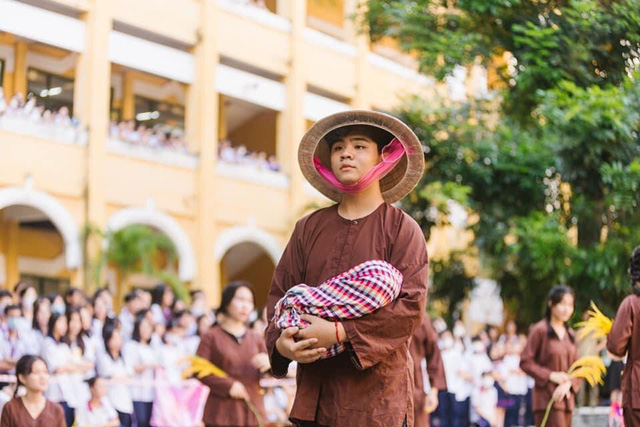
[353, 220, 358, 225]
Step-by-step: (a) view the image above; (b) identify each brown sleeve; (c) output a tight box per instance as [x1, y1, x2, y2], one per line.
[195, 331, 235, 396]
[0, 400, 12, 427]
[607, 296, 634, 358]
[520, 325, 552, 387]
[264, 219, 307, 378]
[424, 318, 447, 391]
[342, 216, 428, 370]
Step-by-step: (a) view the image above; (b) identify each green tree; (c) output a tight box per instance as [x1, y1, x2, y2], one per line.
[364, 0, 640, 323]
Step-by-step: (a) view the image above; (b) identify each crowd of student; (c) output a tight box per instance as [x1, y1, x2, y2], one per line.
[108, 120, 188, 153]
[218, 139, 281, 172]
[0, 281, 294, 427]
[0, 277, 627, 427]
[0, 92, 86, 144]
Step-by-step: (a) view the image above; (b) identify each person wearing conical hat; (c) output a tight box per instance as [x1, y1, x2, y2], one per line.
[264, 110, 428, 426]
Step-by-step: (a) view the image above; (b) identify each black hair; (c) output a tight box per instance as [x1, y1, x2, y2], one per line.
[629, 245, 640, 296]
[132, 309, 152, 344]
[544, 285, 575, 322]
[4, 304, 21, 316]
[86, 375, 104, 388]
[12, 280, 29, 295]
[102, 317, 122, 360]
[47, 312, 67, 342]
[65, 287, 84, 306]
[152, 283, 173, 307]
[218, 281, 256, 316]
[124, 290, 139, 304]
[190, 289, 204, 299]
[32, 297, 50, 332]
[0, 290, 12, 299]
[15, 355, 48, 397]
[324, 125, 395, 153]
[63, 307, 86, 355]
[93, 287, 111, 300]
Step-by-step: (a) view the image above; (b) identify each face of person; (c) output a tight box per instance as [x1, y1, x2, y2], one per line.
[36, 300, 51, 327]
[20, 360, 49, 393]
[91, 378, 107, 399]
[139, 318, 153, 342]
[550, 293, 575, 323]
[162, 289, 174, 307]
[330, 133, 381, 185]
[68, 312, 82, 337]
[79, 307, 92, 331]
[6, 309, 22, 331]
[198, 316, 212, 335]
[94, 298, 107, 320]
[108, 330, 122, 353]
[22, 288, 37, 310]
[99, 292, 113, 312]
[226, 287, 254, 323]
[54, 316, 68, 338]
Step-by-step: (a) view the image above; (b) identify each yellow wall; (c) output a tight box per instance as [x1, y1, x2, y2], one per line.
[307, 0, 345, 28]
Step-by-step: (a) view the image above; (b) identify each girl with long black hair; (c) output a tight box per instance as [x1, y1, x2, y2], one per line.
[520, 285, 580, 426]
[0, 355, 65, 426]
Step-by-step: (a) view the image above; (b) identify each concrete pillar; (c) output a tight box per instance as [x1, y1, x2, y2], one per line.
[194, 0, 221, 307]
[80, 0, 113, 291]
[13, 42, 27, 98]
[279, 0, 307, 220]
[2, 220, 19, 290]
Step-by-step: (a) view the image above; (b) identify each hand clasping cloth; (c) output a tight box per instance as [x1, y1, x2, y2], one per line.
[273, 260, 403, 359]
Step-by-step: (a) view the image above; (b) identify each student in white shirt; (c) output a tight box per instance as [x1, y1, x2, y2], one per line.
[159, 317, 188, 383]
[440, 330, 473, 427]
[0, 305, 29, 375]
[118, 291, 141, 342]
[64, 308, 95, 409]
[501, 340, 528, 426]
[472, 371, 498, 427]
[96, 319, 133, 427]
[24, 297, 51, 356]
[76, 376, 119, 427]
[122, 310, 159, 427]
[42, 312, 79, 426]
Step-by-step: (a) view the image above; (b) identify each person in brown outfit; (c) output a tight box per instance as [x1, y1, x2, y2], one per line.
[196, 282, 270, 427]
[411, 315, 447, 427]
[265, 111, 428, 427]
[607, 245, 640, 427]
[520, 285, 580, 427]
[0, 355, 65, 427]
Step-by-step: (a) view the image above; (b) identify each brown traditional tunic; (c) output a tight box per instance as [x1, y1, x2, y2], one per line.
[607, 294, 640, 424]
[520, 319, 580, 427]
[265, 203, 429, 427]
[411, 316, 447, 427]
[0, 398, 65, 427]
[196, 325, 267, 427]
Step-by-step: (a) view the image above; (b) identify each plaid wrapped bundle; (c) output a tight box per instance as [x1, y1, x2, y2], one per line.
[274, 260, 403, 359]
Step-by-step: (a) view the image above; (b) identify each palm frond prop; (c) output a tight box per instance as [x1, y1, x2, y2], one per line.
[541, 356, 606, 427]
[576, 301, 613, 340]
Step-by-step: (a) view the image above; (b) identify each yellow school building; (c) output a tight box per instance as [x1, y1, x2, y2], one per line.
[0, 0, 481, 308]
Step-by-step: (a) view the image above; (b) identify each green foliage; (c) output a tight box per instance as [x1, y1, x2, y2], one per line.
[85, 224, 188, 300]
[430, 251, 476, 323]
[367, 0, 640, 322]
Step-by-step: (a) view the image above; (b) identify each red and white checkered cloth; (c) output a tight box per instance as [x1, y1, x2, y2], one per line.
[273, 260, 403, 359]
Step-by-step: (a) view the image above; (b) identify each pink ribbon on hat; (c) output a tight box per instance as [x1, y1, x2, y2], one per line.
[313, 138, 407, 194]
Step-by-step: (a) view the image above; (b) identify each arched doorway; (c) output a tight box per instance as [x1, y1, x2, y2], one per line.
[215, 226, 282, 311]
[0, 187, 81, 293]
